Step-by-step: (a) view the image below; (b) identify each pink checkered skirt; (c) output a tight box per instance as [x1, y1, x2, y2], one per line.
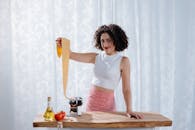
[86, 86, 116, 112]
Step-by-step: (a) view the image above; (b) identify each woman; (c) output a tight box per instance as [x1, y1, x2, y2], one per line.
[56, 24, 143, 119]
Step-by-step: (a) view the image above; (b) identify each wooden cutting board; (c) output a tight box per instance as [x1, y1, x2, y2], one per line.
[33, 111, 172, 128]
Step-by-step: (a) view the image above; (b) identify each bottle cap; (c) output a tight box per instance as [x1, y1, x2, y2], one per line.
[48, 96, 51, 101]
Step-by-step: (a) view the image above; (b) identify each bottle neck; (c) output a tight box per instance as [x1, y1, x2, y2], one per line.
[48, 100, 51, 107]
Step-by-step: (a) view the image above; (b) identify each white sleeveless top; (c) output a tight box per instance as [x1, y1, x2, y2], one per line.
[92, 52, 123, 90]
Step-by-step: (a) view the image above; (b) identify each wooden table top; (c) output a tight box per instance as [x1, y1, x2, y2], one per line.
[33, 111, 172, 128]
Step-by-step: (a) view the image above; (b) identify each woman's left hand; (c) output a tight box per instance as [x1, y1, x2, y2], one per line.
[126, 111, 144, 119]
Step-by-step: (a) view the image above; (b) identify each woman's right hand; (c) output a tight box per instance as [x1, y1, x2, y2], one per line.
[56, 37, 63, 57]
[56, 37, 72, 58]
[56, 37, 62, 48]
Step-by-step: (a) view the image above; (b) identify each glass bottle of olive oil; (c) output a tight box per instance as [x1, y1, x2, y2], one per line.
[43, 97, 55, 121]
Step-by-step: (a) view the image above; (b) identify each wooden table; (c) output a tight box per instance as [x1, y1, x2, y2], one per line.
[33, 111, 172, 130]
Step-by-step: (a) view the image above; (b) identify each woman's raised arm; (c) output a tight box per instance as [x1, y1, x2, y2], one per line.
[56, 37, 97, 64]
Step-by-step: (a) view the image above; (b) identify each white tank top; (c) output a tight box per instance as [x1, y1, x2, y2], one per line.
[92, 52, 123, 90]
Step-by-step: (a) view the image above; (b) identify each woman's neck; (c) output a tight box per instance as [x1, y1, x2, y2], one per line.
[105, 51, 117, 56]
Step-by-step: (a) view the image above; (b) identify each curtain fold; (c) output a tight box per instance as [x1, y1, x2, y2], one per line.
[0, 0, 194, 130]
[0, 0, 14, 130]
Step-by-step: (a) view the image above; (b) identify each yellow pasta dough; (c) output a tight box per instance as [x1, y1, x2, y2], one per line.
[57, 38, 70, 99]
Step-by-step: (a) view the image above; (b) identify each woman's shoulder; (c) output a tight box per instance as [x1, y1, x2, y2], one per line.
[120, 56, 130, 69]
[95, 51, 104, 57]
[121, 56, 130, 62]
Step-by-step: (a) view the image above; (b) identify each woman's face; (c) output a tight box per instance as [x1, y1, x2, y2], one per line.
[100, 33, 116, 55]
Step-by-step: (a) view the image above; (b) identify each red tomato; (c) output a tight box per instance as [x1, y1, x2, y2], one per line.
[60, 111, 65, 117]
[55, 111, 66, 121]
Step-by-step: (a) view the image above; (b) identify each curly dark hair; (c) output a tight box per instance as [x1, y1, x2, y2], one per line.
[94, 24, 128, 51]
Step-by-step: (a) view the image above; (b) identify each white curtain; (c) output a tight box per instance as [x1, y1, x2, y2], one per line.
[0, 0, 194, 130]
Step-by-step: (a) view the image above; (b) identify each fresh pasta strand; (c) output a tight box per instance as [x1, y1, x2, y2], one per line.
[57, 38, 71, 100]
